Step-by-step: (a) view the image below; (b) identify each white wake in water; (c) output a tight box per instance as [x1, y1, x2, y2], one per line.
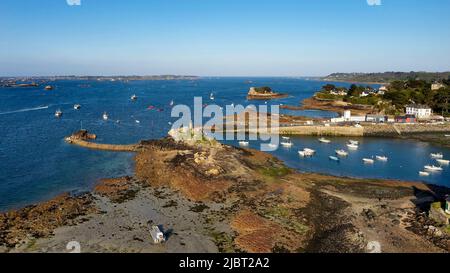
[0, 106, 49, 115]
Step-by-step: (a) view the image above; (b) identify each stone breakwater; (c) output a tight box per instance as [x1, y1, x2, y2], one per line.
[363, 124, 450, 137]
[65, 137, 140, 152]
[231, 123, 450, 137]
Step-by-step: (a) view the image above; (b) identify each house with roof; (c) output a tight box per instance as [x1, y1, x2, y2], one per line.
[431, 82, 446, 91]
[405, 104, 432, 119]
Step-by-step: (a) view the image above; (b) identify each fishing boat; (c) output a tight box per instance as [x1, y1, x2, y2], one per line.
[318, 137, 331, 144]
[363, 158, 375, 164]
[329, 156, 340, 161]
[424, 165, 443, 171]
[54, 109, 62, 118]
[348, 140, 359, 145]
[419, 171, 430, 176]
[436, 159, 450, 165]
[73, 104, 81, 110]
[347, 143, 359, 149]
[131, 94, 138, 101]
[430, 153, 444, 159]
[103, 112, 109, 120]
[239, 141, 249, 147]
[376, 156, 388, 161]
[335, 149, 348, 157]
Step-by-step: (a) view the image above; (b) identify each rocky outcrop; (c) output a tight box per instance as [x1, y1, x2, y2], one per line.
[247, 87, 288, 100]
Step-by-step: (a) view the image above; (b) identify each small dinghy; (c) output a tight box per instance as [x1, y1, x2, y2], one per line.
[239, 141, 249, 147]
[335, 149, 348, 157]
[424, 165, 443, 172]
[419, 171, 430, 176]
[131, 94, 138, 101]
[282, 136, 290, 140]
[363, 158, 375, 164]
[436, 159, 450, 165]
[430, 153, 444, 159]
[281, 141, 293, 148]
[103, 112, 109, 120]
[329, 156, 340, 161]
[73, 104, 81, 110]
[318, 137, 331, 144]
[376, 156, 388, 161]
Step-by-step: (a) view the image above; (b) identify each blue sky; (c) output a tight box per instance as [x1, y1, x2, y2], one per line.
[0, 0, 449, 76]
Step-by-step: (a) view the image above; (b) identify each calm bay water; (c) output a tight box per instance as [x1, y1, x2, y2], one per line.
[0, 78, 449, 211]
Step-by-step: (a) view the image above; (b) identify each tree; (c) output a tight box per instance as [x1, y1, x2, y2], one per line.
[322, 84, 336, 92]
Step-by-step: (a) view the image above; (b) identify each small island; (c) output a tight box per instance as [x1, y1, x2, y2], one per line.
[247, 86, 289, 100]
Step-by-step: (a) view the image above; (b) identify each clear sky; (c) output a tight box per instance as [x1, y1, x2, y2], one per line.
[0, 0, 449, 76]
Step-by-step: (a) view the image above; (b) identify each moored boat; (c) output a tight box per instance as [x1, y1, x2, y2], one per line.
[73, 104, 81, 110]
[363, 158, 375, 164]
[131, 94, 138, 101]
[436, 159, 450, 165]
[347, 143, 359, 149]
[299, 148, 315, 157]
[329, 156, 340, 161]
[239, 141, 249, 147]
[430, 153, 444, 159]
[55, 109, 62, 118]
[318, 137, 331, 143]
[348, 140, 359, 145]
[376, 156, 388, 161]
[103, 112, 109, 120]
[335, 149, 348, 157]
[281, 141, 293, 147]
[424, 165, 443, 171]
[419, 171, 430, 176]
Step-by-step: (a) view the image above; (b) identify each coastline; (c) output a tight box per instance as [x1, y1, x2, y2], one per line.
[1, 136, 449, 253]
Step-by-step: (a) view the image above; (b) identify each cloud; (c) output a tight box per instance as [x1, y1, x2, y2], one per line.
[66, 0, 81, 6]
[367, 0, 382, 6]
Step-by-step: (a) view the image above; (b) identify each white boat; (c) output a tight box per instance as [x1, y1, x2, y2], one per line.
[239, 141, 249, 147]
[299, 148, 315, 157]
[73, 104, 81, 110]
[363, 158, 375, 164]
[149, 225, 165, 244]
[55, 110, 63, 118]
[131, 94, 138, 101]
[170, 100, 174, 106]
[329, 156, 340, 161]
[376, 156, 388, 161]
[281, 141, 293, 147]
[347, 143, 359, 149]
[103, 112, 109, 120]
[282, 136, 290, 140]
[436, 159, 450, 165]
[335, 149, 348, 157]
[318, 137, 331, 143]
[268, 143, 278, 149]
[210, 92, 215, 100]
[135, 120, 140, 124]
[424, 165, 443, 171]
[419, 171, 430, 176]
[348, 140, 359, 145]
[430, 153, 443, 159]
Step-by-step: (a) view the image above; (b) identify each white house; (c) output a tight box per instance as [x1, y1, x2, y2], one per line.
[405, 104, 432, 118]
[431, 83, 446, 91]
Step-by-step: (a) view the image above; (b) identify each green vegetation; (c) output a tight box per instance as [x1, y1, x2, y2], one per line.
[259, 165, 291, 178]
[431, 201, 443, 210]
[323, 72, 450, 83]
[383, 79, 450, 116]
[253, 86, 273, 94]
[316, 84, 381, 106]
